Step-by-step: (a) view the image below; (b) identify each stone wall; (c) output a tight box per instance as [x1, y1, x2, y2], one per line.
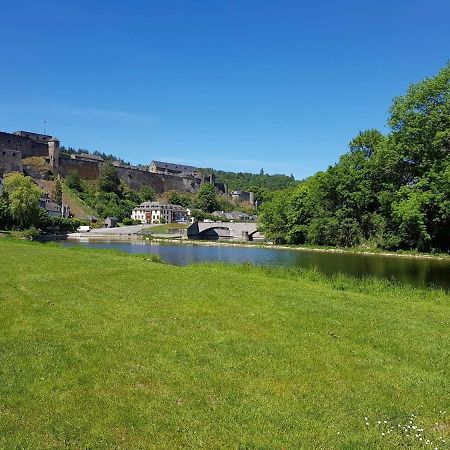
[57, 157, 202, 194]
[0, 131, 49, 158]
[0, 129, 211, 196]
[0, 149, 23, 176]
[58, 155, 100, 179]
[116, 166, 201, 194]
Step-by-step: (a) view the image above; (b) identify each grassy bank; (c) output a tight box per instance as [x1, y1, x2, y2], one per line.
[1, 240, 449, 449]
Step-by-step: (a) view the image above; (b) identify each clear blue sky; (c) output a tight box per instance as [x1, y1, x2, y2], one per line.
[0, 0, 449, 179]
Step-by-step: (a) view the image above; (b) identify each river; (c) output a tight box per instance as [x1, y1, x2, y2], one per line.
[62, 240, 450, 289]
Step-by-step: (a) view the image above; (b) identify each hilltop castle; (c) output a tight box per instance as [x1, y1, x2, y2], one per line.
[0, 130, 223, 195]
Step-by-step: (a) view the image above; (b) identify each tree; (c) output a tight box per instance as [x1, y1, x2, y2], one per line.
[349, 129, 385, 158]
[259, 190, 293, 244]
[167, 190, 191, 208]
[65, 172, 82, 192]
[259, 63, 450, 251]
[140, 186, 156, 202]
[389, 62, 450, 176]
[98, 162, 120, 194]
[0, 192, 13, 230]
[4, 174, 42, 229]
[196, 183, 218, 213]
[52, 177, 62, 206]
[119, 181, 140, 203]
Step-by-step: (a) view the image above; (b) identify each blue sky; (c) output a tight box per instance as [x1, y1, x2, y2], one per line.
[0, 0, 449, 179]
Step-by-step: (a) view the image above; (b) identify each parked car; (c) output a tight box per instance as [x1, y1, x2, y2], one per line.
[76, 225, 91, 233]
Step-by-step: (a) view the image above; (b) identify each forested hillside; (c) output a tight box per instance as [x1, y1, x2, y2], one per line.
[211, 169, 297, 191]
[261, 63, 450, 253]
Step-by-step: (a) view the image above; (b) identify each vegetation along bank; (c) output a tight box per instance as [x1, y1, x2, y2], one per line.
[260, 63, 450, 254]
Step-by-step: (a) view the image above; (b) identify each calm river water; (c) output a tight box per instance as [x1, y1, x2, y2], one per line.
[62, 240, 450, 289]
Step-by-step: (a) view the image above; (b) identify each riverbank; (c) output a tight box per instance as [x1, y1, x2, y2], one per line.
[1, 239, 449, 448]
[67, 225, 450, 261]
[141, 235, 450, 261]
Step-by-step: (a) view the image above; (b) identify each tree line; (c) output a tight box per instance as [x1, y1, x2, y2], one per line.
[201, 169, 298, 202]
[260, 63, 450, 253]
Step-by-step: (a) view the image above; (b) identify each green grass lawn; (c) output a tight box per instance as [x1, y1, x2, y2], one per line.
[141, 223, 189, 234]
[1, 240, 449, 449]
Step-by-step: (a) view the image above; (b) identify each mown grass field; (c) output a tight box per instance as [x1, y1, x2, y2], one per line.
[1, 239, 449, 449]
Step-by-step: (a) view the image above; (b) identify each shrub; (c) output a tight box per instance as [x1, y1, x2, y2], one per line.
[10, 226, 41, 240]
[307, 217, 339, 246]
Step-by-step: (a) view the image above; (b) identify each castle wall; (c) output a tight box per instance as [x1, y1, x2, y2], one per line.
[57, 157, 201, 194]
[58, 155, 100, 179]
[0, 131, 49, 158]
[0, 129, 209, 196]
[116, 166, 201, 194]
[0, 149, 23, 176]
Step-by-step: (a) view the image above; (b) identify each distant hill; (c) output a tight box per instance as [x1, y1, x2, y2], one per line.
[208, 169, 298, 192]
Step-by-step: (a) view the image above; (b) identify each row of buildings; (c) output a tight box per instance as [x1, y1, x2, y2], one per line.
[130, 202, 258, 225]
[131, 202, 189, 224]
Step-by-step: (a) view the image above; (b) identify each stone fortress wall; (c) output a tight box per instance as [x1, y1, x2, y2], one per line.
[0, 148, 23, 176]
[0, 131, 49, 158]
[58, 155, 101, 180]
[0, 130, 213, 195]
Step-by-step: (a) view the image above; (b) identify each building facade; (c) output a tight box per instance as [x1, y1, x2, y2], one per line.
[149, 160, 198, 177]
[39, 192, 71, 218]
[132, 202, 188, 224]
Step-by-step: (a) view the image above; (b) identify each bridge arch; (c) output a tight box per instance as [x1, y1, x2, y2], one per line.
[197, 226, 231, 240]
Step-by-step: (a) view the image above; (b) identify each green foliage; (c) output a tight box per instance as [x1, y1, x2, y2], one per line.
[209, 169, 298, 192]
[65, 171, 83, 192]
[3, 173, 42, 229]
[64, 177, 139, 222]
[52, 177, 63, 205]
[0, 193, 13, 230]
[119, 181, 141, 203]
[9, 226, 41, 240]
[261, 63, 450, 252]
[195, 183, 219, 213]
[139, 186, 156, 202]
[98, 162, 121, 194]
[166, 190, 192, 208]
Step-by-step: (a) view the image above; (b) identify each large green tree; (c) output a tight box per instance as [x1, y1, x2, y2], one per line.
[4, 174, 42, 229]
[140, 186, 156, 202]
[98, 162, 121, 194]
[260, 63, 450, 252]
[196, 183, 219, 213]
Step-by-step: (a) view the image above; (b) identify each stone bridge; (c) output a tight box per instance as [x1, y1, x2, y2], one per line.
[187, 221, 263, 241]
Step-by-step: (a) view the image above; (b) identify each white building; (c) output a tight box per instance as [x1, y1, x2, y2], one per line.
[132, 202, 188, 224]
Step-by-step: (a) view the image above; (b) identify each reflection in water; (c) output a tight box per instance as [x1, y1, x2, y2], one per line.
[62, 241, 450, 289]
